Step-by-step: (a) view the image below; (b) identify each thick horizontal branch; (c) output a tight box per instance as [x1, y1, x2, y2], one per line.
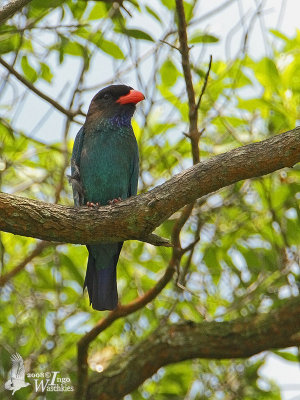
[0, 127, 299, 245]
[87, 295, 300, 399]
[0, 0, 31, 25]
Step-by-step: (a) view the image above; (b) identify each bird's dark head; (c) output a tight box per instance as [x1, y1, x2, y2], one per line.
[87, 84, 145, 127]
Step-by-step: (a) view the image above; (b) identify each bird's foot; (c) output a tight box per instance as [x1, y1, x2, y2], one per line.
[86, 201, 100, 208]
[108, 197, 122, 205]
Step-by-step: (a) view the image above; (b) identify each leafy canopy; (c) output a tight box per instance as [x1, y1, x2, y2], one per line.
[0, 1, 299, 399]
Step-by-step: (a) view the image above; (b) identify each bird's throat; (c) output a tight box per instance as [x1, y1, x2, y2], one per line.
[86, 107, 134, 132]
[107, 113, 132, 128]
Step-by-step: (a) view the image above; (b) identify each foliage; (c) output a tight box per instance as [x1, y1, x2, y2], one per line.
[0, 1, 299, 399]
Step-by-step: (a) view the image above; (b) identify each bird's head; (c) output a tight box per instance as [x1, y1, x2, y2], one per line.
[87, 84, 145, 127]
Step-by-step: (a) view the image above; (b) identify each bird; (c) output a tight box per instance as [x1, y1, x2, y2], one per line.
[4, 353, 30, 395]
[70, 84, 144, 311]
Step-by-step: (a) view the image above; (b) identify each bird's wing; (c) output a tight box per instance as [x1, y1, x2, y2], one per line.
[129, 150, 139, 197]
[71, 126, 85, 206]
[10, 353, 25, 380]
[71, 126, 85, 175]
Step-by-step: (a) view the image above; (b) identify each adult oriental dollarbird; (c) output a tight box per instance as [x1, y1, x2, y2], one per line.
[70, 85, 145, 311]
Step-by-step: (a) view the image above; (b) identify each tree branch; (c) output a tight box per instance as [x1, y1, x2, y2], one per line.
[0, 127, 299, 245]
[76, 258, 176, 399]
[0, 240, 50, 287]
[0, 57, 85, 122]
[175, 0, 200, 164]
[0, 0, 32, 25]
[195, 55, 212, 111]
[75, 4, 206, 390]
[175, 0, 196, 112]
[86, 295, 300, 399]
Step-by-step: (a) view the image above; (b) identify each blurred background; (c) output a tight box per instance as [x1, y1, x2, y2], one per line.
[0, 0, 300, 399]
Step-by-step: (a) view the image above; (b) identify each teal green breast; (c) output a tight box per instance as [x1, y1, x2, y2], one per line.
[80, 124, 137, 205]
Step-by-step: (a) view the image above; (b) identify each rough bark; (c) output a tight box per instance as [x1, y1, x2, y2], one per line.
[0, 127, 299, 245]
[86, 295, 300, 400]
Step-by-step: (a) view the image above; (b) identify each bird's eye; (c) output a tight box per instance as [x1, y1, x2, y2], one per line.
[102, 93, 110, 100]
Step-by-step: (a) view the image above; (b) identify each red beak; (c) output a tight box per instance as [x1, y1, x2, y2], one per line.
[116, 89, 145, 105]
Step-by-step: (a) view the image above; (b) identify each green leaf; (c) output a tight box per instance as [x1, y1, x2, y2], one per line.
[286, 219, 300, 244]
[21, 56, 38, 83]
[160, 59, 179, 87]
[269, 29, 289, 42]
[40, 62, 53, 83]
[145, 5, 162, 23]
[203, 246, 221, 284]
[161, 0, 175, 9]
[99, 39, 124, 59]
[183, 1, 194, 22]
[273, 350, 299, 362]
[31, 0, 64, 8]
[88, 2, 108, 20]
[237, 97, 265, 112]
[63, 41, 84, 56]
[282, 57, 300, 92]
[67, 0, 87, 19]
[86, 31, 125, 60]
[122, 29, 154, 42]
[254, 57, 281, 92]
[0, 33, 21, 54]
[0, 120, 14, 140]
[190, 33, 219, 44]
[60, 253, 84, 286]
[158, 84, 189, 121]
[74, 27, 90, 40]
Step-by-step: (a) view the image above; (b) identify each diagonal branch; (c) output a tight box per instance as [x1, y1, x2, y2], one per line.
[175, 0, 201, 164]
[76, 258, 176, 399]
[0, 240, 50, 287]
[195, 55, 213, 111]
[86, 295, 300, 399]
[0, 127, 299, 245]
[0, 0, 32, 25]
[0, 57, 85, 122]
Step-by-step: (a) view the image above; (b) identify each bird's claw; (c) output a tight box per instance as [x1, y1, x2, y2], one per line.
[108, 197, 122, 205]
[86, 201, 100, 208]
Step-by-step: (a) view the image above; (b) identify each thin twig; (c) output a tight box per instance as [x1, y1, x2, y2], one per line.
[195, 55, 212, 112]
[171, 203, 194, 249]
[159, 39, 180, 52]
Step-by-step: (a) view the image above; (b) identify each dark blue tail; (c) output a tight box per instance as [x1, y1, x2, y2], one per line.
[84, 243, 123, 311]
